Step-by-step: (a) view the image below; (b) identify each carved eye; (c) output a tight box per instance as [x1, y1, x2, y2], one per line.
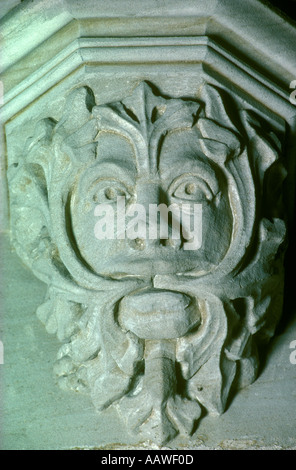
[92, 180, 132, 204]
[171, 175, 214, 202]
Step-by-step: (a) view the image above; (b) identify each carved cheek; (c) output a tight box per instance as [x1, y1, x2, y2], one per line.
[70, 174, 133, 272]
[201, 192, 233, 264]
[68, 133, 138, 272]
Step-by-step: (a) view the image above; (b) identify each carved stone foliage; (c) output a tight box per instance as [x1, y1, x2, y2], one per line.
[8, 81, 287, 445]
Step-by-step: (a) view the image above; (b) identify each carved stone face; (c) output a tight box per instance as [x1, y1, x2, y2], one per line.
[9, 81, 287, 445]
[71, 125, 233, 278]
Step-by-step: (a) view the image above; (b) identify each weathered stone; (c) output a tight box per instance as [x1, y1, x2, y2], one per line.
[1, 0, 296, 448]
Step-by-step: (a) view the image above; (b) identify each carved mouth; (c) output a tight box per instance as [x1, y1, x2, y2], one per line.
[96, 255, 217, 280]
[117, 289, 200, 340]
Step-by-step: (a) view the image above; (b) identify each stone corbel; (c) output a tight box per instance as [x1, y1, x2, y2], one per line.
[2, 0, 296, 447]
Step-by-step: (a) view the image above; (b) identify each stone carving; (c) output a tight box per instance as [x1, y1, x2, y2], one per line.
[8, 81, 287, 445]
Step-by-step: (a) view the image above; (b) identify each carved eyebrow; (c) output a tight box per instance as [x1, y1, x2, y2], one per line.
[168, 172, 219, 199]
[160, 157, 220, 194]
[95, 130, 138, 174]
[93, 161, 136, 187]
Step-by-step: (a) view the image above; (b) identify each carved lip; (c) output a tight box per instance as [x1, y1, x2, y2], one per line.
[117, 289, 200, 340]
[89, 255, 212, 278]
[95, 256, 217, 280]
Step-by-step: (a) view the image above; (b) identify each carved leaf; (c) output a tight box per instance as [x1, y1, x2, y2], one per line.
[200, 84, 241, 133]
[198, 118, 242, 158]
[56, 86, 96, 135]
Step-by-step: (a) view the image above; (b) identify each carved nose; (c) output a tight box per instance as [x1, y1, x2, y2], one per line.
[127, 181, 181, 250]
[129, 237, 146, 250]
[128, 236, 180, 250]
[136, 181, 161, 206]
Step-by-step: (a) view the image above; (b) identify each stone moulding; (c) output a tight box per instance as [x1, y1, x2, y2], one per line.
[2, 0, 296, 447]
[1, 37, 293, 122]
